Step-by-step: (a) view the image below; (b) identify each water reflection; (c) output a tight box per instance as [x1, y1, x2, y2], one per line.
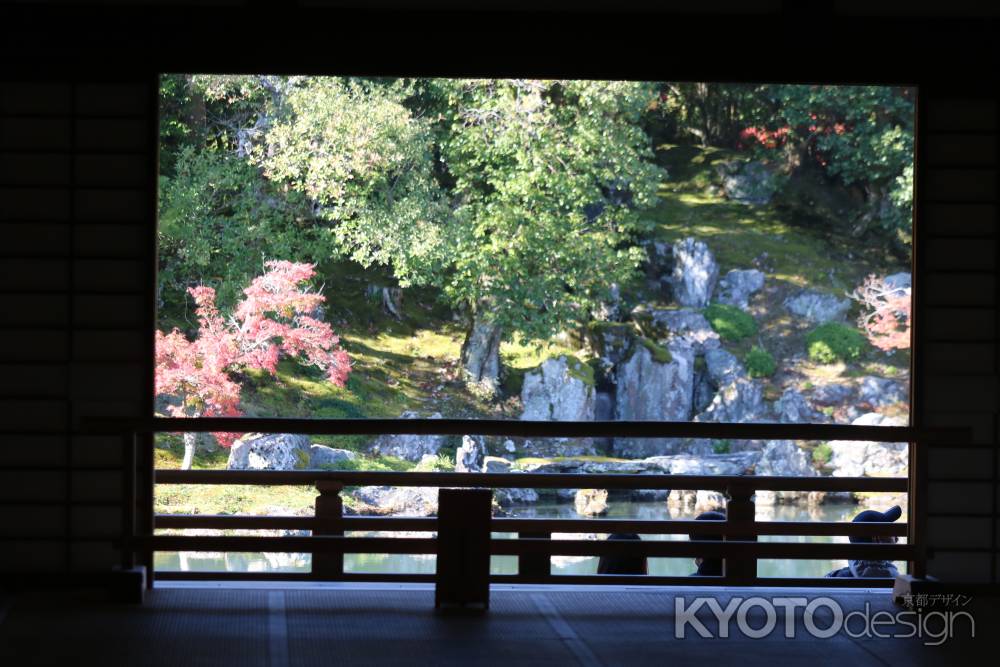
[155, 502, 906, 579]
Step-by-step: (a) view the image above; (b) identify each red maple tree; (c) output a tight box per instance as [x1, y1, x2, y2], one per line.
[155, 261, 351, 468]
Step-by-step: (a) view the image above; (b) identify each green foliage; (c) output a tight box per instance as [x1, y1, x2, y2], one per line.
[806, 323, 867, 364]
[413, 454, 454, 472]
[255, 77, 450, 289]
[431, 79, 666, 341]
[316, 455, 415, 473]
[157, 146, 330, 312]
[712, 439, 731, 454]
[629, 337, 672, 364]
[744, 346, 777, 378]
[812, 442, 833, 466]
[562, 355, 596, 387]
[748, 85, 915, 238]
[704, 303, 758, 341]
[653, 82, 767, 147]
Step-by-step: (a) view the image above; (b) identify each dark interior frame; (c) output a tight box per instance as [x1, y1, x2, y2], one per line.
[5, 2, 997, 586]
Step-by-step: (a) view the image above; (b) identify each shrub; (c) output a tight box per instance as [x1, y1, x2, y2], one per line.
[712, 439, 731, 454]
[704, 303, 758, 341]
[744, 346, 777, 378]
[805, 323, 867, 364]
[813, 443, 833, 466]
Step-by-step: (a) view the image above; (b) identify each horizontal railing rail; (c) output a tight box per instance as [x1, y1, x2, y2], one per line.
[154, 514, 909, 538]
[96, 416, 965, 592]
[155, 469, 907, 492]
[94, 415, 963, 442]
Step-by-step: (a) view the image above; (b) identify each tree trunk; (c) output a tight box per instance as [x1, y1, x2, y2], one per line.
[181, 431, 198, 470]
[460, 313, 502, 395]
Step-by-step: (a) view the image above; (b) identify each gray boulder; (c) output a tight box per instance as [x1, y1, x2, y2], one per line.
[351, 486, 439, 517]
[574, 489, 608, 516]
[494, 487, 540, 508]
[776, 388, 823, 423]
[756, 440, 816, 477]
[857, 376, 908, 408]
[784, 290, 851, 324]
[716, 269, 765, 310]
[612, 341, 696, 458]
[828, 413, 908, 478]
[521, 355, 596, 456]
[696, 378, 769, 424]
[649, 308, 721, 353]
[482, 456, 512, 474]
[455, 435, 483, 473]
[309, 444, 356, 468]
[227, 433, 311, 471]
[586, 322, 634, 369]
[693, 371, 715, 414]
[754, 440, 817, 505]
[521, 356, 595, 422]
[719, 161, 779, 205]
[811, 383, 855, 406]
[669, 238, 719, 308]
[704, 348, 746, 387]
[646, 451, 760, 476]
[369, 412, 446, 462]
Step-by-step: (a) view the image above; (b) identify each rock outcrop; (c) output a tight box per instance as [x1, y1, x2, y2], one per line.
[857, 376, 908, 408]
[828, 413, 908, 478]
[718, 160, 779, 205]
[351, 486, 439, 517]
[369, 411, 446, 462]
[775, 388, 823, 423]
[520, 355, 597, 456]
[227, 433, 311, 471]
[669, 238, 719, 308]
[574, 489, 609, 516]
[753, 440, 818, 505]
[784, 290, 851, 324]
[648, 308, 721, 353]
[716, 269, 765, 310]
[704, 348, 746, 387]
[612, 341, 695, 458]
[455, 435, 483, 473]
[696, 378, 769, 424]
[309, 444, 356, 468]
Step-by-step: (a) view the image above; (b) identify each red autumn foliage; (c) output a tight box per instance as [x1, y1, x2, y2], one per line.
[851, 274, 911, 352]
[155, 261, 351, 447]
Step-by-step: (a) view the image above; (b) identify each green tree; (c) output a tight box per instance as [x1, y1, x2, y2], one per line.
[252, 77, 451, 289]
[259, 78, 666, 392]
[747, 85, 915, 240]
[158, 146, 328, 313]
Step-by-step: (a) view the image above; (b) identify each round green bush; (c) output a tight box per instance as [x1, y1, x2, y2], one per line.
[805, 323, 867, 364]
[744, 346, 777, 378]
[703, 303, 758, 342]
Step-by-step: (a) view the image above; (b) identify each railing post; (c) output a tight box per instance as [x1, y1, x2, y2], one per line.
[518, 531, 551, 581]
[725, 482, 757, 585]
[436, 488, 492, 611]
[313, 480, 344, 580]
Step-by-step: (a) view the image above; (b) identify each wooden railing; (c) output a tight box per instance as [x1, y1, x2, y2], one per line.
[100, 417, 968, 592]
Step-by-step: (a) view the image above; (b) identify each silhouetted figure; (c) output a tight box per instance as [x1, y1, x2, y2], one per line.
[690, 509, 726, 576]
[597, 532, 647, 575]
[825, 505, 902, 578]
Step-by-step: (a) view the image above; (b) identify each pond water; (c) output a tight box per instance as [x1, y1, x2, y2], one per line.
[155, 502, 906, 579]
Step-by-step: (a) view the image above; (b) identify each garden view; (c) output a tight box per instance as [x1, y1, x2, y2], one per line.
[154, 76, 914, 577]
